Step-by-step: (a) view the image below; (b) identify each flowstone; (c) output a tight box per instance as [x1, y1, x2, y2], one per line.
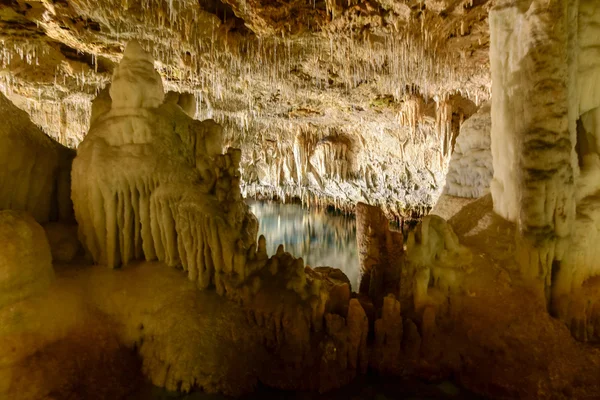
[72, 41, 257, 289]
[0, 92, 74, 224]
[490, 0, 600, 341]
[444, 102, 492, 199]
[0, 211, 54, 309]
[71, 41, 371, 393]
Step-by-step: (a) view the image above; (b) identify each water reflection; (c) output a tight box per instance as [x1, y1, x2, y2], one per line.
[248, 200, 360, 290]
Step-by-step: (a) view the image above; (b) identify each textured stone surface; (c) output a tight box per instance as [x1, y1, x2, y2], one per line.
[0, 0, 492, 214]
[0, 92, 75, 224]
[0, 210, 54, 309]
[356, 202, 403, 306]
[489, 0, 600, 342]
[444, 102, 492, 198]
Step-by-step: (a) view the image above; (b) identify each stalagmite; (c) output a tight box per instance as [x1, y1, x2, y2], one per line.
[372, 294, 403, 373]
[355, 202, 403, 307]
[72, 41, 257, 283]
[404, 215, 472, 312]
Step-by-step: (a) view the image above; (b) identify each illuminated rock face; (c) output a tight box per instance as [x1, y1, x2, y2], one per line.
[0, 0, 495, 219]
[72, 41, 258, 291]
[444, 102, 492, 199]
[555, 0, 600, 341]
[0, 92, 75, 224]
[490, 0, 600, 341]
[405, 215, 472, 313]
[0, 211, 54, 309]
[70, 41, 372, 393]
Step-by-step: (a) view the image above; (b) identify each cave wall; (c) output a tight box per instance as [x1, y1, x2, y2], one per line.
[489, 0, 578, 295]
[444, 101, 492, 198]
[490, 0, 600, 340]
[0, 91, 75, 224]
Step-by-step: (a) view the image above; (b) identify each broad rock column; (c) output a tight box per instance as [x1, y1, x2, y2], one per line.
[489, 0, 578, 304]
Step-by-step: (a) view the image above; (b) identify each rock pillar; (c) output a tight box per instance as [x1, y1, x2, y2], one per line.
[356, 202, 403, 307]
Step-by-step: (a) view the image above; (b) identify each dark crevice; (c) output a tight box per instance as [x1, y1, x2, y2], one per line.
[576, 117, 594, 168]
[549, 260, 561, 316]
[199, 0, 250, 35]
[57, 43, 114, 74]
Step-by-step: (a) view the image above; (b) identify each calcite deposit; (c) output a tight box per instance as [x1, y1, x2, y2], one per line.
[4, 1, 600, 400]
[70, 43, 371, 395]
[72, 41, 257, 284]
[355, 202, 403, 306]
[489, 0, 600, 341]
[0, 92, 74, 224]
[444, 101, 492, 199]
[0, 0, 492, 217]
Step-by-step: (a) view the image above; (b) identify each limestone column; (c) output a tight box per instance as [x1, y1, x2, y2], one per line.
[489, 0, 579, 305]
[356, 202, 403, 307]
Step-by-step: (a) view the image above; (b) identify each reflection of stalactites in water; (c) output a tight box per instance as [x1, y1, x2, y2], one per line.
[248, 200, 360, 290]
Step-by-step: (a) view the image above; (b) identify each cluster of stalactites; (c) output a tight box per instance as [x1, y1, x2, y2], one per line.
[435, 98, 453, 159]
[0, 39, 44, 69]
[310, 136, 353, 182]
[398, 94, 425, 135]
[35, 0, 490, 117]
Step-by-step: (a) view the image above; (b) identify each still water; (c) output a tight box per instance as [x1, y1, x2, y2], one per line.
[130, 203, 479, 400]
[248, 200, 360, 290]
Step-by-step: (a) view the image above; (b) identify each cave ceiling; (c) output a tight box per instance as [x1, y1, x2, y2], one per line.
[0, 0, 492, 147]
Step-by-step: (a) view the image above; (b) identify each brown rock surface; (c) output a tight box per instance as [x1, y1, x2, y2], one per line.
[356, 201, 403, 306]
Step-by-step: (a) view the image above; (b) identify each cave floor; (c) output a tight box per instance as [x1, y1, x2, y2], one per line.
[7, 195, 600, 399]
[132, 375, 482, 400]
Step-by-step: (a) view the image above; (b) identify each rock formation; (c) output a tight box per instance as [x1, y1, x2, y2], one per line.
[0, 211, 54, 308]
[489, 0, 600, 341]
[404, 215, 472, 313]
[6, 1, 600, 400]
[72, 41, 257, 284]
[444, 102, 492, 199]
[356, 202, 403, 307]
[68, 42, 372, 394]
[0, 0, 492, 217]
[0, 92, 75, 224]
